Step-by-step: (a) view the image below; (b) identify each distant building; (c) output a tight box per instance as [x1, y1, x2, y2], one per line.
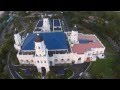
[14, 17, 105, 73]
[0, 11, 5, 18]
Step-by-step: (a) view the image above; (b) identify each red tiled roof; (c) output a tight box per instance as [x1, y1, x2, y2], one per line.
[72, 35, 103, 54]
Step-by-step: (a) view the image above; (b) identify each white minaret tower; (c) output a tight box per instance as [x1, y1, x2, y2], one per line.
[70, 25, 78, 44]
[35, 34, 46, 56]
[34, 34, 50, 73]
[14, 28, 22, 51]
[42, 18, 50, 32]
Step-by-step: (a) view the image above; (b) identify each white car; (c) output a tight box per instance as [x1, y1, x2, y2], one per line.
[42, 76, 45, 79]
[79, 72, 83, 76]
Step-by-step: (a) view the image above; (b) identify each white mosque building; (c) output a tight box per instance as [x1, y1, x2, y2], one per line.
[14, 17, 105, 73]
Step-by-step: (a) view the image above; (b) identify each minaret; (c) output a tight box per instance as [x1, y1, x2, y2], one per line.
[42, 18, 50, 32]
[14, 28, 22, 51]
[70, 25, 78, 44]
[35, 34, 46, 56]
[34, 34, 50, 73]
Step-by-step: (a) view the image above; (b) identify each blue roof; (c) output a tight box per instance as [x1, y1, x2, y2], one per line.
[34, 28, 41, 31]
[54, 19, 60, 26]
[54, 27, 62, 31]
[37, 20, 43, 27]
[21, 32, 69, 50]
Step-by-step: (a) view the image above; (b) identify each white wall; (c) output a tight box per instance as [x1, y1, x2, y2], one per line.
[14, 34, 22, 46]
[17, 46, 105, 73]
[42, 18, 50, 32]
[14, 44, 21, 51]
[51, 53, 86, 65]
[34, 56, 50, 72]
[17, 54, 50, 72]
[17, 54, 34, 64]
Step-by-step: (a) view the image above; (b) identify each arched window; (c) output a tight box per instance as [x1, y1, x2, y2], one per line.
[55, 59, 58, 62]
[41, 61, 43, 63]
[78, 58, 81, 61]
[44, 61, 46, 63]
[61, 59, 64, 62]
[21, 60, 23, 62]
[72, 61, 75, 64]
[26, 60, 29, 62]
[31, 60, 33, 62]
[49, 61, 52, 66]
[37, 61, 39, 63]
[67, 59, 70, 61]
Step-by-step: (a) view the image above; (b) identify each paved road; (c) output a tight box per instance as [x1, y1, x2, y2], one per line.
[0, 17, 13, 45]
[70, 62, 90, 79]
[7, 51, 23, 79]
[20, 19, 28, 30]
[62, 17, 69, 32]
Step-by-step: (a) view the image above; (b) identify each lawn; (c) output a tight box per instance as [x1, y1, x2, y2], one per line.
[74, 24, 120, 79]
[16, 68, 42, 79]
[16, 68, 34, 79]
[81, 26, 120, 79]
[89, 58, 114, 79]
[88, 36, 119, 79]
[46, 71, 58, 79]
[46, 66, 73, 79]
[59, 69, 73, 79]
[10, 48, 20, 65]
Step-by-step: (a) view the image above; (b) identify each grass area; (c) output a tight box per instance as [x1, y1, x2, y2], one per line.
[46, 67, 73, 79]
[33, 72, 41, 79]
[13, 17, 24, 32]
[16, 68, 41, 79]
[80, 25, 120, 79]
[89, 59, 114, 79]
[10, 48, 19, 65]
[88, 38, 119, 79]
[59, 69, 73, 79]
[46, 71, 58, 79]
[16, 68, 33, 79]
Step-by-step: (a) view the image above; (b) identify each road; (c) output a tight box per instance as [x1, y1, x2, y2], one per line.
[62, 16, 69, 32]
[0, 16, 13, 45]
[0, 13, 23, 79]
[20, 19, 28, 30]
[7, 50, 23, 79]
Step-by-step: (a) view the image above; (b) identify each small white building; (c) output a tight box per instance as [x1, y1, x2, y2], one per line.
[14, 17, 105, 73]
